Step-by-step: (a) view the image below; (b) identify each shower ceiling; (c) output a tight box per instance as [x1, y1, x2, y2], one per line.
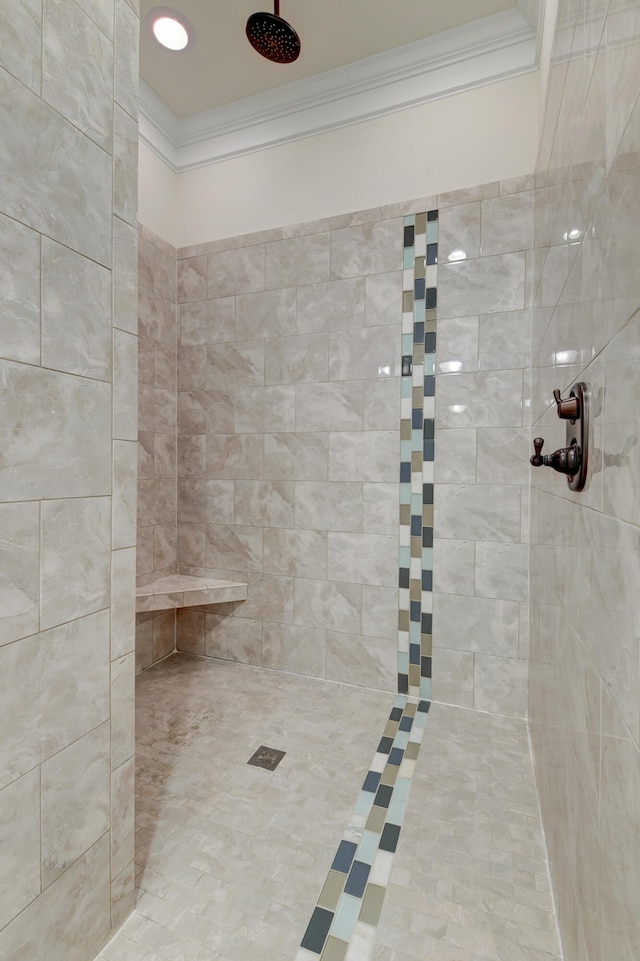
[139, 0, 519, 119]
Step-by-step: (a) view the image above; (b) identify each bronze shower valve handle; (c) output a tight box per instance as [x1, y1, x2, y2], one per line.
[530, 437, 545, 466]
[530, 436, 582, 476]
[553, 388, 580, 421]
[530, 382, 590, 491]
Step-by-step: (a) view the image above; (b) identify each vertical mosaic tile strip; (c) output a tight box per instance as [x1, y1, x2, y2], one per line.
[296, 696, 431, 960]
[398, 211, 437, 700]
[296, 215, 437, 961]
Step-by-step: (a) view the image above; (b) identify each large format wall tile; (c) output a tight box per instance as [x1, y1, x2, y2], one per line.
[208, 245, 265, 298]
[113, 329, 138, 440]
[114, 0, 138, 119]
[0, 768, 41, 930]
[481, 191, 533, 256]
[436, 369, 524, 428]
[362, 482, 400, 535]
[0, 212, 41, 364]
[41, 497, 111, 629]
[0, 66, 112, 267]
[478, 308, 532, 371]
[180, 297, 236, 347]
[295, 382, 364, 431]
[265, 332, 330, 384]
[111, 651, 135, 770]
[433, 592, 519, 657]
[0, 501, 40, 646]
[297, 277, 364, 332]
[235, 385, 295, 433]
[329, 326, 400, 381]
[327, 532, 398, 587]
[431, 646, 475, 707]
[329, 431, 399, 483]
[330, 219, 402, 278]
[112, 440, 137, 550]
[266, 233, 330, 288]
[111, 547, 136, 659]
[263, 622, 326, 677]
[0, 361, 111, 500]
[263, 527, 327, 579]
[113, 104, 137, 227]
[205, 524, 264, 572]
[365, 270, 403, 327]
[111, 755, 135, 880]
[0, 0, 42, 92]
[236, 287, 297, 340]
[530, 4, 640, 957]
[2, 0, 138, 948]
[264, 432, 328, 480]
[435, 484, 521, 543]
[438, 201, 481, 261]
[474, 652, 527, 715]
[326, 630, 396, 690]
[231, 572, 294, 624]
[204, 612, 263, 664]
[475, 541, 529, 602]
[41, 722, 110, 886]
[0, 834, 111, 961]
[77, 0, 114, 38]
[438, 252, 526, 318]
[294, 481, 362, 533]
[234, 480, 295, 528]
[293, 578, 362, 634]
[0, 611, 109, 790]
[206, 433, 264, 479]
[43, 0, 114, 151]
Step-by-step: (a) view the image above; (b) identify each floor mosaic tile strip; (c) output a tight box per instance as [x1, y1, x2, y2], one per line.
[296, 695, 430, 961]
[398, 210, 437, 700]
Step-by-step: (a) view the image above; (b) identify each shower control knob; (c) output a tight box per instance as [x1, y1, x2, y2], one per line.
[553, 388, 580, 421]
[530, 437, 545, 466]
[530, 437, 582, 476]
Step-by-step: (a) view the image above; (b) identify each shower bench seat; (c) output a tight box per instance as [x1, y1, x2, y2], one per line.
[136, 574, 248, 613]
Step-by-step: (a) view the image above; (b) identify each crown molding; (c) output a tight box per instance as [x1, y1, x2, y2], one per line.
[139, 4, 541, 173]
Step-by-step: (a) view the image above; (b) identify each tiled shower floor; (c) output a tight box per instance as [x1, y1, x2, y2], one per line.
[97, 655, 561, 961]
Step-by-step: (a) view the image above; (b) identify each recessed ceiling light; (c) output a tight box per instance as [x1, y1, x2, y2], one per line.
[447, 250, 466, 262]
[146, 7, 195, 52]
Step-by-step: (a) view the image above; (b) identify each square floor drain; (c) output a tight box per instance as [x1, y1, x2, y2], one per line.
[247, 745, 285, 771]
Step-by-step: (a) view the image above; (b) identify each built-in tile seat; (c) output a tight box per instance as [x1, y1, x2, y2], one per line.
[135, 574, 248, 613]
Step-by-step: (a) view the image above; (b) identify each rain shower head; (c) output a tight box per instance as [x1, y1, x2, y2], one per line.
[246, 1, 301, 64]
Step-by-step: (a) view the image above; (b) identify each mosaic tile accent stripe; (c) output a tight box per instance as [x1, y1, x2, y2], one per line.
[398, 211, 437, 700]
[296, 214, 436, 961]
[296, 696, 431, 960]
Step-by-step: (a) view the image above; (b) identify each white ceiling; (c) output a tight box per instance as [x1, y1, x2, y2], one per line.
[139, 0, 518, 118]
[138, 0, 542, 171]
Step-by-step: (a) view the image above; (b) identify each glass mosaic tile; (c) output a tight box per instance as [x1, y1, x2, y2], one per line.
[298, 213, 438, 961]
[301, 907, 334, 953]
[297, 696, 431, 961]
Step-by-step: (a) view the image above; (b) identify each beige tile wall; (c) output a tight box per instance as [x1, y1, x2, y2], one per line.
[530, 0, 640, 959]
[158, 181, 533, 705]
[0, 0, 138, 955]
[174, 212, 403, 691]
[432, 179, 533, 716]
